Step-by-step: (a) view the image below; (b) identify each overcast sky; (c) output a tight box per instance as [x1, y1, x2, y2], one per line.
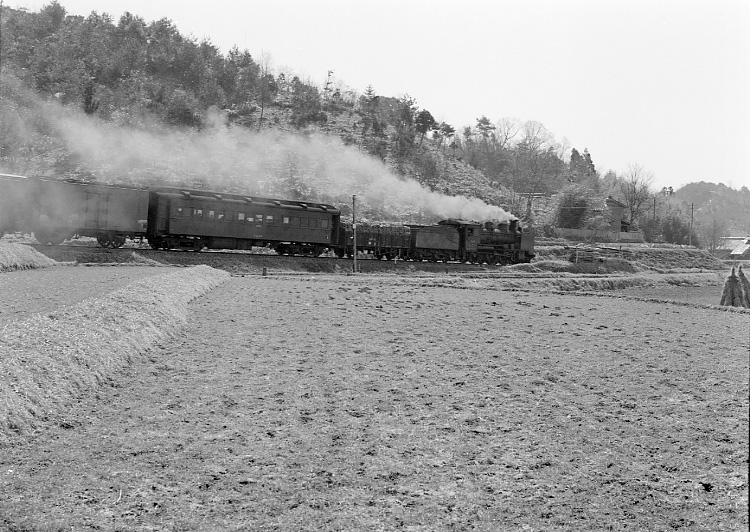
[8, 0, 750, 190]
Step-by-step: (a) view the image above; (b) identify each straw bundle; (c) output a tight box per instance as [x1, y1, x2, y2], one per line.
[736, 266, 750, 308]
[720, 267, 747, 308]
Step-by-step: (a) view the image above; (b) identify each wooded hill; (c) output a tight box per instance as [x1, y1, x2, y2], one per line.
[1, 2, 747, 243]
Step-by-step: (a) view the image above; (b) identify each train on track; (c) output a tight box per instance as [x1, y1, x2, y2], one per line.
[0, 173, 534, 265]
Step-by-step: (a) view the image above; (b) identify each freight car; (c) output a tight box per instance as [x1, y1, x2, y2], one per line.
[0, 174, 149, 246]
[0, 174, 34, 236]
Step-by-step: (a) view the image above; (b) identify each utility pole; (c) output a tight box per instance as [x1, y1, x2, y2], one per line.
[0, 0, 4, 98]
[352, 194, 357, 273]
[688, 203, 694, 246]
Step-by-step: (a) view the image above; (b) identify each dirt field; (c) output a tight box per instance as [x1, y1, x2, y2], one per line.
[0, 269, 748, 531]
[0, 265, 175, 323]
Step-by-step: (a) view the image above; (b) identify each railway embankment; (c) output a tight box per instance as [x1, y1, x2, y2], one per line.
[24, 238, 728, 275]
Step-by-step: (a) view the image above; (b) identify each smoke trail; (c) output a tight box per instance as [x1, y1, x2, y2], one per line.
[6, 97, 516, 223]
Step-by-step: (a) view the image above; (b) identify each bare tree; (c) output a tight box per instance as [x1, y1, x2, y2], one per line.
[619, 163, 654, 224]
[256, 51, 275, 131]
[520, 120, 554, 151]
[507, 121, 565, 218]
[697, 215, 728, 252]
[494, 117, 521, 150]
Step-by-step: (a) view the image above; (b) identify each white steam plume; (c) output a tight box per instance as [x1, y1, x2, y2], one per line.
[17, 101, 516, 223]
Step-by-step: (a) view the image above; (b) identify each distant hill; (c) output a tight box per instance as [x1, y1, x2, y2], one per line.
[674, 182, 750, 235]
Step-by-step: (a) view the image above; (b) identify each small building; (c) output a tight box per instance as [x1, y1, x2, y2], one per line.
[719, 237, 750, 259]
[551, 196, 642, 243]
[605, 196, 630, 232]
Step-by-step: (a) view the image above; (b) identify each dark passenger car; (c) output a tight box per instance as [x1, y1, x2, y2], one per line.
[146, 187, 341, 254]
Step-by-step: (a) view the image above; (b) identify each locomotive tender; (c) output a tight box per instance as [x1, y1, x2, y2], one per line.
[0, 174, 534, 264]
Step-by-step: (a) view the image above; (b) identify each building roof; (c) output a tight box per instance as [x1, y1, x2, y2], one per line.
[729, 239, 750, 257]
[605, 196, 627, 208]
[719, 236, 750, 251]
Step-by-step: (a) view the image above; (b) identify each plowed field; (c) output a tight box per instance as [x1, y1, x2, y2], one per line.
[0, 271, 747, 531]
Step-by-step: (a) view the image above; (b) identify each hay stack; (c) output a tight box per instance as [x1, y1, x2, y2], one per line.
[720, 267, 747, 308]
[737, 266, 750, 308]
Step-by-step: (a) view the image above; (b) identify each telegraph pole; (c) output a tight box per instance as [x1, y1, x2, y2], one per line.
[0, 0, 4, 98]
[352, 194, 357, 273]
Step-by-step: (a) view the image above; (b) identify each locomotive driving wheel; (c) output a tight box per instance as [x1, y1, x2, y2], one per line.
[97, 233, 127, 248]
[96, 233, 112, 248]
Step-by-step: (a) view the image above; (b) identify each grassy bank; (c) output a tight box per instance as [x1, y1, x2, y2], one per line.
[0, 265, 229, 443]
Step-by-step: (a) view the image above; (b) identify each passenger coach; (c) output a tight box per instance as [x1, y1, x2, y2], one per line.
[146, 187, 342, 254]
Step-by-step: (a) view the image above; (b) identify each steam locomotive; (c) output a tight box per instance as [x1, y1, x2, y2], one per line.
[0, 174, 534, 264]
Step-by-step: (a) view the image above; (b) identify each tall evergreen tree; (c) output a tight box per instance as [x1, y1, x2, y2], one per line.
[415, 109, 436, 146]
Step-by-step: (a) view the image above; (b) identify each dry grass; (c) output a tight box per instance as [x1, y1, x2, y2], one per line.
[513, 258, 639, 274]
[412, 271, 725, 298]
[0, 265, 229, 442]
[534, 245, 724, 272]
[0, 243, 56, 272]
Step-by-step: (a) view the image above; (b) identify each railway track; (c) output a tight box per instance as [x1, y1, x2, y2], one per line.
[28, 243, 502, 274]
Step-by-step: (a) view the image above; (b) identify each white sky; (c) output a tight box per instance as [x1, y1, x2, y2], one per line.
[8, 0, 750, 190]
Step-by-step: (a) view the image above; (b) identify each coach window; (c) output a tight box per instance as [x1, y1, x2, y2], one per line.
[283, 216, 290, 224]
[174, 206, 185, 217]
[255, 214, 263, 223]
[291, 217, 300, 227]
[193, 208, 203, 217]
[266, 215, 274, 224]
[300, 217, 309, 228]
[321, 219, 329, 229]
[238, 212, 245, 221]
[309, 219, 317, 229]
[208, 210, 215, 219]
[217, 211, 225, 221]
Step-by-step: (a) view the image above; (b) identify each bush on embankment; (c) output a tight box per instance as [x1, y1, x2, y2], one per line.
[0, 265, 229, 443]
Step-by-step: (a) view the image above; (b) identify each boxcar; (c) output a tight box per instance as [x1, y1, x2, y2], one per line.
[147, 187, 341, 254]
[344, 224, 411, 259]
[31, 178, 149, 246]
[0, 174, 35, 236]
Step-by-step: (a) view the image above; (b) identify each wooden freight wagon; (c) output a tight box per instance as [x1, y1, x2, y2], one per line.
[348, 224, 411, 258]
[0, 174, 35, 236]
[32, 178, 149, 246]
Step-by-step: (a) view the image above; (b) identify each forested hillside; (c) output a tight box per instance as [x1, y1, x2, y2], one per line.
[1, 2, 747, 241]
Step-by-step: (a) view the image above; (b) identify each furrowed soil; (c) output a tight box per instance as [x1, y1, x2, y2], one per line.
[0, 266, 176, 323]
[0, 272, 748, 531]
